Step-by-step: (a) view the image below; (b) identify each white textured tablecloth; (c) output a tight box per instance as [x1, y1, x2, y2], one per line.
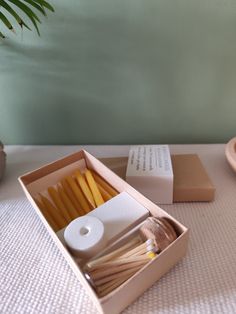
[1, 145, 236, 314]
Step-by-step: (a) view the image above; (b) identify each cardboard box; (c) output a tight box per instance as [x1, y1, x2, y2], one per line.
[19, 150, 189, 314]
[100, 154, 215, 203]
[171, 154, 215, 202]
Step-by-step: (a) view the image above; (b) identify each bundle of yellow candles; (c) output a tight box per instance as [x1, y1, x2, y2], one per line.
[34, 169, 118, 231]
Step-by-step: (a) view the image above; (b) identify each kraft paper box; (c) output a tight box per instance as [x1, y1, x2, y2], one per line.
[126, 145, 174, 204]
[19, 150, 189, 314]
[114, 146, 215, 204]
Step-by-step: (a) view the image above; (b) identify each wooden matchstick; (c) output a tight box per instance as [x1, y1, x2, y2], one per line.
[118, 239, 154, 259]
[93, 260, 148, 286]
[86, 237, 141, 268]
[91, 261, 143, 286]
[89, 255, 150, 271]
[97, 268, 141, 297]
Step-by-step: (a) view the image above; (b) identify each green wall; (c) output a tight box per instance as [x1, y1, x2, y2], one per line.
[1, 0, 236, 144]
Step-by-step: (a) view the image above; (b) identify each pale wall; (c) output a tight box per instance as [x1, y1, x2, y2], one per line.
[1, 0, 236, 144]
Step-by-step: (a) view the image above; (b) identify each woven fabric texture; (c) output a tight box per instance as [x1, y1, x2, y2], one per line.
[0, 145, 236, 314]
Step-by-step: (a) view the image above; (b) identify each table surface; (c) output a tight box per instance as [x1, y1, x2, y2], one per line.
[1, 145, 236, 314]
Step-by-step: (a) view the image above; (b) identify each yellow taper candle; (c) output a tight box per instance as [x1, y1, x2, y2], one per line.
[91, 171, 118, 197]
[57, 185, 79, 220]
[34, 197, 59, 231]
[48, 186, 71, 222]
[40, 194, 67, 229]
[75, 170, 96, 208]
[60, 178, 82, 214]
[85, 169, 104, 207]
[65, 176, 90, 214]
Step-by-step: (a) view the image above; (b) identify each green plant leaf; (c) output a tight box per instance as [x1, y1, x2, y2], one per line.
[22, 0, 46, 16]
[40, 0, 54, 12]
[0, 11, 14, 31]
[8, 0, 41, 22]
[0, 0, 31, 30]
[8, 0, 42, 35]
[32, 0, 54, 12]
[0, 31, 6, 38]
[0, 0, 54, 37]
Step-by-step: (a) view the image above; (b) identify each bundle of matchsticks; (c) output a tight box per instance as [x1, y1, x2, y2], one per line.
[34, 168, 118, 231]
[84, 236, 157, 297]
